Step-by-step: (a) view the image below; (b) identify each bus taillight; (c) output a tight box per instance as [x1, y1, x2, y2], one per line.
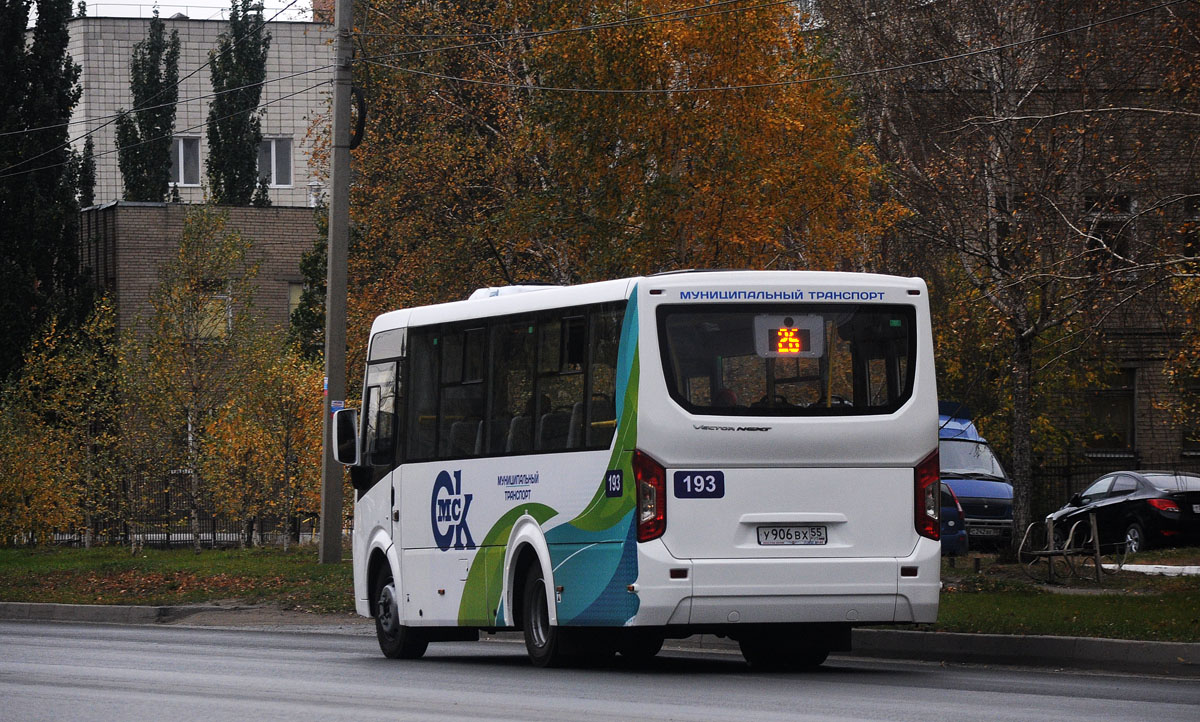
[915, 449, 940, 541]
[633, 450, 666, 542]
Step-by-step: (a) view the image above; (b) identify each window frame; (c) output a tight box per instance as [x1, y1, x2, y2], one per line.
[655, 302, 918, 417]
[257, 137, 293, 188]
[400, 300, 627, 463]
[170, 136, 201, 187]
[1082, 368, 1136, 458]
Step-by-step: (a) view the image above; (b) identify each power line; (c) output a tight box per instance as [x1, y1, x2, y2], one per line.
[1, 0, 304, 178]
[0, 63, 332, 139]
[358, 0, 1188, 95]
[2, 0, 787, 155]
[358, 0, 795, 43]
[0, 80, 331, 181]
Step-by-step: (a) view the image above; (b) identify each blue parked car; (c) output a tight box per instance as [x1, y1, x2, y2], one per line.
[939, 403, 1013, 547]
[940, 482, 969, 556]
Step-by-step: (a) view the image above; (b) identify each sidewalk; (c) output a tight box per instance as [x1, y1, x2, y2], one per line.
[2, 601, 1197, 677]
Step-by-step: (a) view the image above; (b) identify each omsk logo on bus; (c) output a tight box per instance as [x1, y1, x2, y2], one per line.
[431, 470, 475, 551]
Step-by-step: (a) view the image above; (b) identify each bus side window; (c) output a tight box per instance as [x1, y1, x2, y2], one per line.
[438, 326, 486, 458]
[587, 305, 623, 448]
[536, 315, 584, 451]
[406, 330, 438, 460]
[489, 317, 535, 454]
[363, 361, 398, 467]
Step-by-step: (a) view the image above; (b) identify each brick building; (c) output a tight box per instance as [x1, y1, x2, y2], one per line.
[66, 9, 332, 340]
[79, 201, 319, 334]
[68, 13, 333, 207]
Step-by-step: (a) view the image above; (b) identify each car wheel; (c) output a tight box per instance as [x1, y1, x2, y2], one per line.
[373, 565, 428, 659]
[1052, 526, 1067, 551]
[522, 564, 571, 667]
[1124, 522, 1146, 555]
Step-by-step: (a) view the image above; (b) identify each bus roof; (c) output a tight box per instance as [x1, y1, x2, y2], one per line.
[369, 271, 928, 334]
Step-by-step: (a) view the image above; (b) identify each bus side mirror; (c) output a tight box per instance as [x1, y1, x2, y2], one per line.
[333, 408, 360, 466]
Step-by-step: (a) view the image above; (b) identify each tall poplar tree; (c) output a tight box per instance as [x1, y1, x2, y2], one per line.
[115, 8, 180, 202]
[206, 0, 270, 205]
[0, 0, 87, 381]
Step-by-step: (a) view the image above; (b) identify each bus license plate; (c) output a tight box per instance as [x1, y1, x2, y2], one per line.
[757, 525, 826, 546]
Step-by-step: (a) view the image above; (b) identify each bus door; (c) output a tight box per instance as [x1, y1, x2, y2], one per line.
[360, 359, 402, 539]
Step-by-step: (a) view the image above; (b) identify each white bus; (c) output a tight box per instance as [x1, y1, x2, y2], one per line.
[333, 270, 940, 668]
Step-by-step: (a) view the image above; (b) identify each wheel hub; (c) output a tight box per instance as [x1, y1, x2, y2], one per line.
[377, 582, 399, 635]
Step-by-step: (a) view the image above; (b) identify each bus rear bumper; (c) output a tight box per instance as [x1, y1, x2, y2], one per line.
[631, 538, 940, 627]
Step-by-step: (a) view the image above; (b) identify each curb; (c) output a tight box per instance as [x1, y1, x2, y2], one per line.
[843, 629, 1200, 677]
[679, 630, 1199, 677]
[1, 602, 209, 625]
[3, 602, 1197, 677]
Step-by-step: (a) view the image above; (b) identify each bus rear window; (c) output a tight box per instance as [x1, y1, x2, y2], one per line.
[657, 304, 916, 416]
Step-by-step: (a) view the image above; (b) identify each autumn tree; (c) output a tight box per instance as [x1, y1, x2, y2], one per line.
[116, 8, 180, 202]
[817, 0, 1200, 543]
[205, 334, 322, 549]
[286, 212, 327, 360]
[0, 298, 121, 545]
[122, 206, 259, 553]
[206, 0, 271, 205]
[346, 0, 902, 372]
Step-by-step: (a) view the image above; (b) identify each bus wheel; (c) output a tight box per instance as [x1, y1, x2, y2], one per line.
[618, 632, 664, 661]
[522, 564, 569, 667]
[739, 635, 829, 670]
[373, 565, 427, 659]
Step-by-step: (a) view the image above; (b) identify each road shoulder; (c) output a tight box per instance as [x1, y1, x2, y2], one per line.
[2, 601, 1196, 677]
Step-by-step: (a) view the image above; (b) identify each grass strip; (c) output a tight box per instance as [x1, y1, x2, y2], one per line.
[0, 546, 355, 613]
[3, 547, 1199, 641]
[934, 589, 1200, 643]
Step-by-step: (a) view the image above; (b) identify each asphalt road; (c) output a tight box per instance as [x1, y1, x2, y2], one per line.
[2, 621, 1198, 722]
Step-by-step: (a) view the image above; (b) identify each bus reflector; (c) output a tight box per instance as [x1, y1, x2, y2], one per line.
[915, 450, 940, 541]
[633, 450, 666, 542]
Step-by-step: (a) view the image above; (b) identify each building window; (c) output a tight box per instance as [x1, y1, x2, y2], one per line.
[258, 137, 292, 187]
[1084, 369, 1135, 457]
[195, 293, 230, 341]
[288, 282, 303, 318]
[1182, 385, 1200, 457]
[1183, 195, 1200, 262]
[1084, 193, 1134, 272]
[170, 137, 200, 186]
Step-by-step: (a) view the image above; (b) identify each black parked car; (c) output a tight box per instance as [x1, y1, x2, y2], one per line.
[1046, 471, 1200, 553]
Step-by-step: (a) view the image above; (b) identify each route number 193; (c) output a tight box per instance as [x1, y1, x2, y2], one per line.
[674, 471, 725, 499]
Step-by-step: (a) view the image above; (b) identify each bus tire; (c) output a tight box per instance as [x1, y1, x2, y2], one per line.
[522, 564, 570, 667]
[373, 565, 427, 660]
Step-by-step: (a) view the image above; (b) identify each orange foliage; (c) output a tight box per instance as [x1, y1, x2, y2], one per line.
[204, 338, 323, 548]
[344, 0, 904, 366]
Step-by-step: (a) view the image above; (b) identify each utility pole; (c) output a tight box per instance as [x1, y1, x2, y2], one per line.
[319, 0, 352, 564]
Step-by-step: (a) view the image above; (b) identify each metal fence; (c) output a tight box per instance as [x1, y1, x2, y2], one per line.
[41, 473, 320, 549]
[1031, 456, 1200, 520]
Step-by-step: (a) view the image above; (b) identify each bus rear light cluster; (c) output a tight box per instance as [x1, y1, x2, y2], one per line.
[914, 449, 940, 541]
[633, 449, 666, 542]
